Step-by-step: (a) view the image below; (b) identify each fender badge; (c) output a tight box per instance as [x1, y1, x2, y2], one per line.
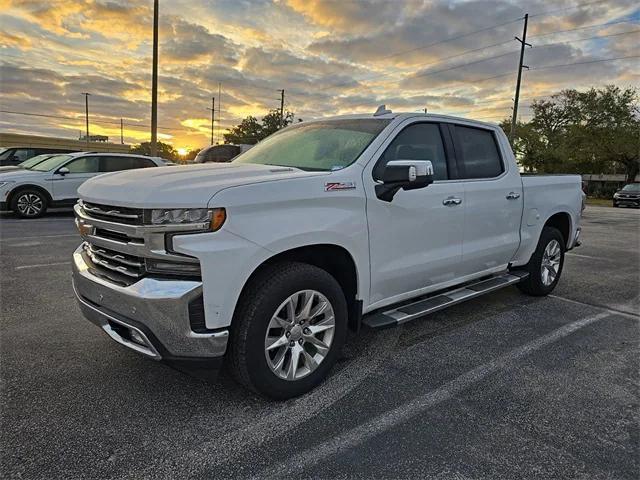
[325, 182, 356, 191]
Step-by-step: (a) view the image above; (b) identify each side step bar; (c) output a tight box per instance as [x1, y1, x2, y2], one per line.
[362, 271, 529, 329]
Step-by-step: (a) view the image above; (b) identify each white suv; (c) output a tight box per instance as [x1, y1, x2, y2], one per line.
[0, 152, 168, 218]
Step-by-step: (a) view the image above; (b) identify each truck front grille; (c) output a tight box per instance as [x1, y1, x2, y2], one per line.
[83, 243, 145, 279]
[82, 202, 143, 225]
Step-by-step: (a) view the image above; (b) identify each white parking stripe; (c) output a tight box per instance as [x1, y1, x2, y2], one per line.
[566, 253, 601, 260]
[257, 311, 613, 479]
[550, 295, 639, 319]
[15, 262, 69, 270]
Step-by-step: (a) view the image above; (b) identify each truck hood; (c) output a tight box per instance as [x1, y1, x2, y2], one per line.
[78, 163, 323, 208]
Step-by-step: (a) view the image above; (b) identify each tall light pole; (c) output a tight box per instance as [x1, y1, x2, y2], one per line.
[81, 92, 90, 146]
[150, 0, 159, 156]
[510, 14, 531, 140]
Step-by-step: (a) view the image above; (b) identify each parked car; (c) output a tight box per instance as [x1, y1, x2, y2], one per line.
[0, 146, 78, 167]
[612, 183, 640, 208]
[0, 153, 62, 173]
[193, 144, 253, 163]
[0, 152, 168, 218]
[72, 109, 584, 399]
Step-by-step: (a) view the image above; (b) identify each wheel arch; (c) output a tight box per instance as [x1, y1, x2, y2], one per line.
[543, 211, 572, 248]
[236, 244, 362, 331]
[7, 184, 53, 209]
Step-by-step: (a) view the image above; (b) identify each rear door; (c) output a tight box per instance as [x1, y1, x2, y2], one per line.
[451, 124, 523, 276]
[51, 155, 100, 201]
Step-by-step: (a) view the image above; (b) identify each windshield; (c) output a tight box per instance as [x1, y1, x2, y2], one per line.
[621, 183, 640, 192]
[29, 154, 73, 172]
[20, 154, 53, 169]
[233, 119, 390, 171]
[0, 148, 11, 160]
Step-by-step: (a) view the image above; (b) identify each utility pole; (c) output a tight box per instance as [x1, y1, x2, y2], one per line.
[279, 89, 285, 128]
[510, 13, 531, 140]
[81, 92, 90, 147]
[217, 82, 221, 143]
[150, 0, 159, 156]
[120, 118, 124, 144]
[208, 97, 215, 145]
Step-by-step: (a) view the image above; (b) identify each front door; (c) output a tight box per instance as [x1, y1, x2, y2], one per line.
[51, 155, 100, 201]
[365, 121, 464, 308]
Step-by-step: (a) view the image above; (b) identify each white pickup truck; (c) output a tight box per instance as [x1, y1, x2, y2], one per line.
[72, 109, 584, 399]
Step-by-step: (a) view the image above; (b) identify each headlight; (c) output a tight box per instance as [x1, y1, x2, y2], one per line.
[613, 193, 620, 198]
[149, 208, 226, 230]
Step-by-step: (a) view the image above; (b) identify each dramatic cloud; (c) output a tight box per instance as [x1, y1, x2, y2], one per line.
[1, 0, 638, 149]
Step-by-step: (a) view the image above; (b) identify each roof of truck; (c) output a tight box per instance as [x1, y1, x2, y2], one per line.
[302, 107, 499, 129]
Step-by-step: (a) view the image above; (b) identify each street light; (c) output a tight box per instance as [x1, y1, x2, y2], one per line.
[150, 0, 159, 156]
[81, 92, 90, 146]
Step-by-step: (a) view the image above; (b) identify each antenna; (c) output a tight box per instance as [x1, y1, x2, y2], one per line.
[374, 105, 392, 116]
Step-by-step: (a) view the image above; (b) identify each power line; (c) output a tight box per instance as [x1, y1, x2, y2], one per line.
[528, 17, 639, 38]
[528, 54, 640, 71]
[534, 28, 640, 48]
[528, 0, 607, 19]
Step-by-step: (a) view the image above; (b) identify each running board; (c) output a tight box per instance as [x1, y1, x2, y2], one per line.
[362, 271, 529, 329]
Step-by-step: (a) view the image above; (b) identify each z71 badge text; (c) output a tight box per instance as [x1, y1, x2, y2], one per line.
[324, 182, 356, 192]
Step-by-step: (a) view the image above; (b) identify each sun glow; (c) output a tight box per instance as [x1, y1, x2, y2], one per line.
[177, 147, 188, 156]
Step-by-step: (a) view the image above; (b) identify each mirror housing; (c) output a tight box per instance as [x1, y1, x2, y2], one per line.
[375, 160, 434, 202]
[57, 167, 70, 176]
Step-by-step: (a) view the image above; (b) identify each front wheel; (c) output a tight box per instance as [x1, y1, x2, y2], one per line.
[11, 189, 48, 218]
[228, 262, 347, 399]
[517, 226, 565, 296]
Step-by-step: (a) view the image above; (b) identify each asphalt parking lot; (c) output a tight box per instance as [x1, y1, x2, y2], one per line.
[1, 205, 638, 479]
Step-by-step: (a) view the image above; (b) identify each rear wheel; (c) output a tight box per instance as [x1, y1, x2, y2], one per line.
[229, 262, 347, 399]
[517, 226, 565, 296]
[11, 189, 48, 218]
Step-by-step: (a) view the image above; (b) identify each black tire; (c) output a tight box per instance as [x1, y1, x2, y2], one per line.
[228, 261, 348, 400]
[517, 226, 565, 296]
[10, 188, 48, 218]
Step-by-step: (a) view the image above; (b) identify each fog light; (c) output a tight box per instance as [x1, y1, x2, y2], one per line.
[129, 329, 147, 346]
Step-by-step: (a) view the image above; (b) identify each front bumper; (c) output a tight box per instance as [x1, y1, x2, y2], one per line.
[72, 246, 228, 361]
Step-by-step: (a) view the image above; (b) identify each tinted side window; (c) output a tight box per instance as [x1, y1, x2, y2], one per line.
[14, 149, 35, 162]
[99, 156, 153, 172]
[456, 126, 503, 179]
[65, 156, 99, 173]
[375, 123, 448, 181]
[131, 157, 155, 168]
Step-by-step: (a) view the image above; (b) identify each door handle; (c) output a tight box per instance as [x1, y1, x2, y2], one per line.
[443, 196, 462, 206]
[506, 192, 521, 200]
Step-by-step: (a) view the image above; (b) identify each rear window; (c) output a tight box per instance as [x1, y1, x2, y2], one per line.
[456, 126, 503, 179]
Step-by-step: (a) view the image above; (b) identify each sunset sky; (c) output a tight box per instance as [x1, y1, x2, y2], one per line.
[1, 0, 638, 152]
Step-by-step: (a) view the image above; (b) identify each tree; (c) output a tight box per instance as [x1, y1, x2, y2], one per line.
[261, 109, 295, 138]
[223, 109, 296, 144]
[130, 141, 178, 161]
[508, 86, 639, 181]
[223, 116, 262, 144]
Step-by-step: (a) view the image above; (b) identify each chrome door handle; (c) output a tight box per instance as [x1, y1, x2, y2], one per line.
[506, 192, 521, 200]
[443, 196, 462, 206]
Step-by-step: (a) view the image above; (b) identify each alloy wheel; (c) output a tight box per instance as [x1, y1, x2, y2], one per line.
[541, 239, 561, 286]
[264, 290, 335, 381]
[16, 193, 43, 217]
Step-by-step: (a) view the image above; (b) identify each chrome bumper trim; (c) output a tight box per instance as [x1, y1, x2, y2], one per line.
[72, 246, 228, 359]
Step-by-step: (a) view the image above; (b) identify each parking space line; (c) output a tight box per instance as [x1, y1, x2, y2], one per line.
[15, 262, 69, 270]
[550, 295, 639, 319]
[566, 253, 602, 260]
[257, 311, 614, 479]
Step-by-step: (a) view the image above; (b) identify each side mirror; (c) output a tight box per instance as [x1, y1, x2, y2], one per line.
[57, 167, 70, 176]
[375, 160, 434, 202]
